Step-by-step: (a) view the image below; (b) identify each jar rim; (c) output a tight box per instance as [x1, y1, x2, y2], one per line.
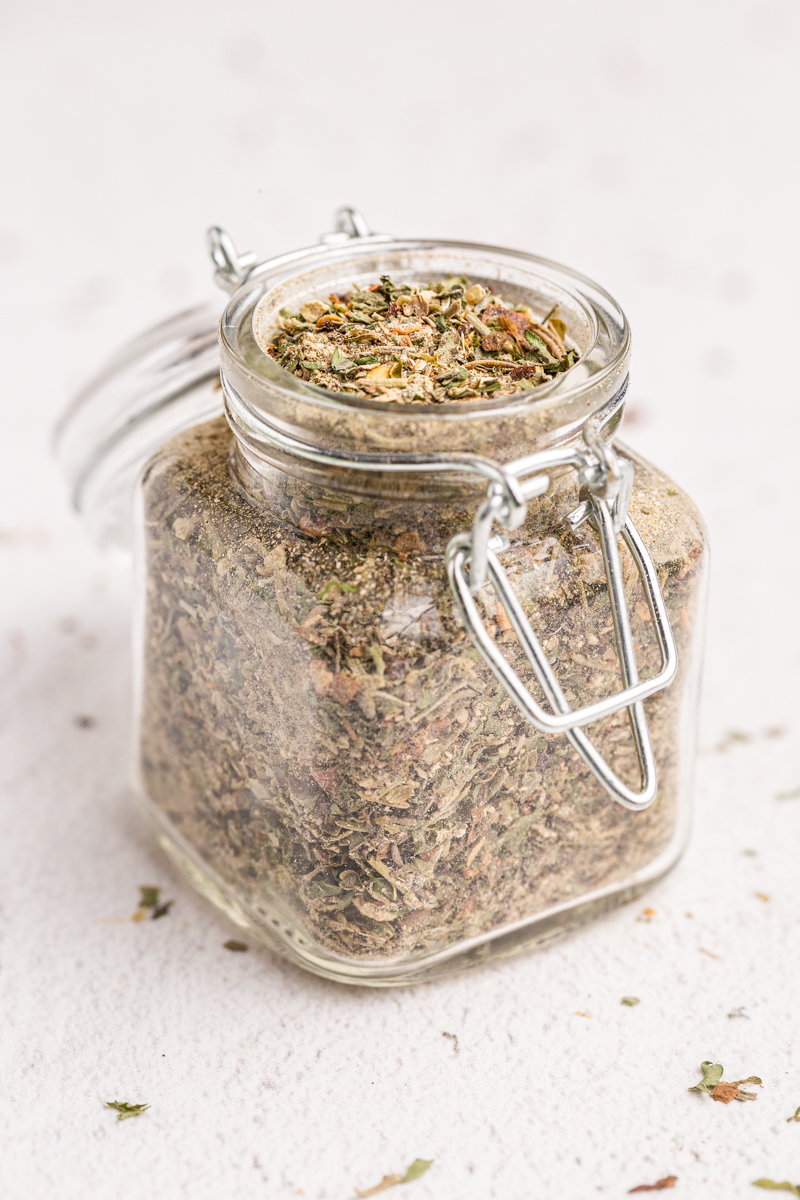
[56, 226, 631, 553]
[220, 234, 630, 425]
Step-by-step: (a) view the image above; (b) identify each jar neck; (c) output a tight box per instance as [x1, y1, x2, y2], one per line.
[230, 435, 599, 553]
[222, 347, 629, 508]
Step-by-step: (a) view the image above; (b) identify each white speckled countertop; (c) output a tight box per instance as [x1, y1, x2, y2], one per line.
[2, 2, 799, 1196]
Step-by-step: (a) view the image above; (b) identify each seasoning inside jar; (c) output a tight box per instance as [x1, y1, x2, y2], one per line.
[254, 275, 578, 404]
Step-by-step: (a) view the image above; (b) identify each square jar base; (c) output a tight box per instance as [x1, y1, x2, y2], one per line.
[136, 790, 685, 988]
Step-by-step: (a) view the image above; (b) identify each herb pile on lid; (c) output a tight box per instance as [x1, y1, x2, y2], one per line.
[261, 275, 578, 403]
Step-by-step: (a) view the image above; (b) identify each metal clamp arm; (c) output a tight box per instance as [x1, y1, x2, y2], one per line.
[444, 420, 677, 811]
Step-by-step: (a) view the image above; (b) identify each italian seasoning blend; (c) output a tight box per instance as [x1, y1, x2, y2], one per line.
[259, 275, 578, 403]
[134, 260, 707, 983]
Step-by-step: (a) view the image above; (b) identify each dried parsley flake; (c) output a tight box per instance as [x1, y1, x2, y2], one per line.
[753, 1183, 800, 1196]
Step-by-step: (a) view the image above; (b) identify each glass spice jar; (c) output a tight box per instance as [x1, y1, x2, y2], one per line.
[58, 210, 708, 986]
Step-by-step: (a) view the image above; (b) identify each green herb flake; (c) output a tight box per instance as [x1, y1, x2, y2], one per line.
[621, 996, 640, 1006]
[106, 1100, 149, 1122]
[131, 885, 171, 922]
[355, 1159, 433, 1196]
[330, 347, 357, 375]
[402, 1160, 433, 1183]
[689, 1061, 762, 1102]
[318, 578, 359, 601]
[689, 1061, 724, 1095]
[223, 939, 248, 951]
[524, 329, 558, 363]
[753, 1183, 800, 1196]
[787, 1107, 800, 1123]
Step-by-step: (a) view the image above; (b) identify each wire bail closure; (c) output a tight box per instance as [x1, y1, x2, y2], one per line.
[445, 418, 677, 811]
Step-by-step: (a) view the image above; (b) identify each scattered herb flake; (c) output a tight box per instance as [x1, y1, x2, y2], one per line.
[753, 1183, 800, 1196]
[728, 1007, 749, 1019]
[621, 996, 640, 1006]
[106, 1100, 149, 1122]
[689, 1061, 762, 1102]
[224, 940, 248, 952]
[151, 900, 174, 920]
[355, 1160, 433, 1196]
[716, 729, 753, 752]
[787, 1107, 800, 1123]
[402, 1161, 433, 1183]
[139, 886, 160, 909]
[442, 1031, 459, 1054]
[629, 1176, 677, 1193]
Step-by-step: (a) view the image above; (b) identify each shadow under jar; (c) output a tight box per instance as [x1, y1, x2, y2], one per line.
[80, 227, 709, 985]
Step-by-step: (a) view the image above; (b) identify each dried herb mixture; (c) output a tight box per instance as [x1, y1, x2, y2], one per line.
[258, 276, 577, 403]
[138, 417, 705, 968]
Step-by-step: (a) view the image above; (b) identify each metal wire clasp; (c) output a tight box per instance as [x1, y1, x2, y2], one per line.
[445, 419, 678, 811]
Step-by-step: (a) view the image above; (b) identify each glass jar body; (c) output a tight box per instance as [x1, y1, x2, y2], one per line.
[135, 415, 707, 985]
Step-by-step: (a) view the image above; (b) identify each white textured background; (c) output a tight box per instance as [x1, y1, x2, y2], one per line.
[1, 2, 799, 1197]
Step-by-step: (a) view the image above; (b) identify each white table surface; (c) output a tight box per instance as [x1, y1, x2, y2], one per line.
[2, 2, 799, 1196]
